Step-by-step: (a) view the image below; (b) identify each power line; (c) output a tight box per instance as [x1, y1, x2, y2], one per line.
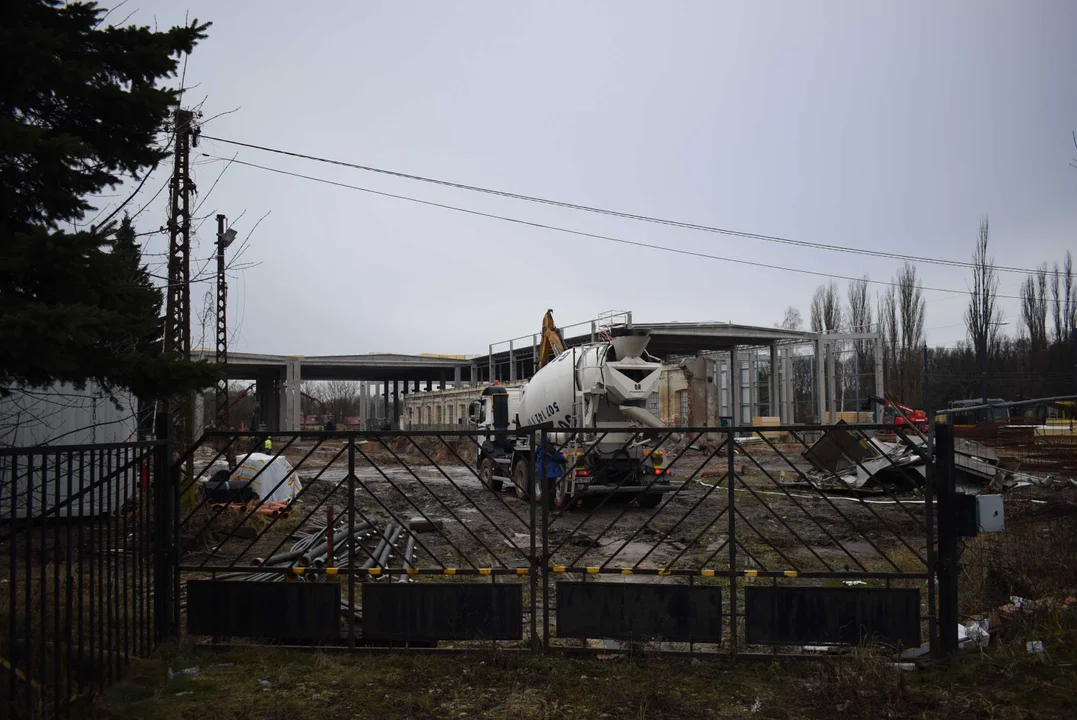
[200, 134, 1045, 276]
[202, 153, 1030, 300]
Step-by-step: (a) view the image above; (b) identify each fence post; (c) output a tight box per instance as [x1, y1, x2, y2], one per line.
[935, 423, 959, 658]
[529, 429, 538, 652]
[727, 427, 737, 657]
[347, 437, 356, 650]
[152, 412, 174, 643]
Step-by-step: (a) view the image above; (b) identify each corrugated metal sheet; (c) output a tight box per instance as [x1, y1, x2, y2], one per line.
[1, 382, 137, 447]
[1, 382, 141, 518]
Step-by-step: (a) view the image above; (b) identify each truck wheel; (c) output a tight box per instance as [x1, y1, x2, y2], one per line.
[553, 477, 574, 510]
[513, 459, 531, 500]
[636, 493, 662, 509]
[479, 458, 503, 492]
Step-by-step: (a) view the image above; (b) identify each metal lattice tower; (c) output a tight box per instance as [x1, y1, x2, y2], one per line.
[164, 109, 197, 447]
[215, 213, 229, 427]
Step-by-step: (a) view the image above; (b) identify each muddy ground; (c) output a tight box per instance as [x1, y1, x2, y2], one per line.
[182, 437, 934, 576]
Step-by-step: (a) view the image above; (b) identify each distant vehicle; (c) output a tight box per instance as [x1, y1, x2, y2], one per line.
[947, 398, 1010, 425]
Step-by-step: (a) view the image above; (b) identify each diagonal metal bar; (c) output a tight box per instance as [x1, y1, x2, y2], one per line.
[546, 429, 636, 530]
[588, 433, 720, 568]
[847, 426, 931, 525]
[697, 534, 731, 569]
[546, 431, 627, 531]
[732, 505, 801, 571]
[179, 436, 297, 531]
[661, 496, 731, 571]
[200, 438, 327, 565]
[226, 443, 349, 566]
[349, 446, 463, 571]
[175, 435, 238, 497]
[759, 431, 903, 571]
[407, 435, 531, 558]
[607, 439, 729, 569]
[790, 429, 927, 568]
[177, 438, 270, 526]
[353, 442, 474, 569]
[383, 436, 513, 567]
[434, 434, 531, 528]
[732, 537, 768, 570]
[745, 434, 869, 571]
[729, 448, 835, 572]
[551, 429, 701, 553]
[562, 429, 684, 566]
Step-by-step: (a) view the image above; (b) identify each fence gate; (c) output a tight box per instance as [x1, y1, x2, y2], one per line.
[1, 439, 170, 719]
[176, 422, 942, 658]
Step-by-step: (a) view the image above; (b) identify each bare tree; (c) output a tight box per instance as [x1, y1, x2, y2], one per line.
[1021, 263, 1049, 350]
[846, 276, 873, 399]
[306, 380, 361, 423]
[880, 263, 925, 402]
[880, 287, 899, 394]
[778, 306, 803, 331]
[1051, 251, 1075, 343]
[964, 218, 1002, 400]
[810, 281, 842, 333]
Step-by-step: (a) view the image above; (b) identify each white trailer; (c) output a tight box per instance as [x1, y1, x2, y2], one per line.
[469, 332, 674, 510]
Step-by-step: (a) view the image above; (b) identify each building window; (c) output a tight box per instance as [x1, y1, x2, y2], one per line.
[447, 404, 454, 425]
[647, 392, 659, 416]
[460, 404, 466, 423]
[423, 407, 429, 424]
[679, 390, 689, 426]
[437, 406, 443, 424]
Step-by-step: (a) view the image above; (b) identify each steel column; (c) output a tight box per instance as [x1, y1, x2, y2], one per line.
[769, 343, 779, 417]
[815, 337, 826, 423]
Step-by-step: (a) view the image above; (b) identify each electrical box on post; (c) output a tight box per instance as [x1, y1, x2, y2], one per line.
[976, 494, 1005, 533]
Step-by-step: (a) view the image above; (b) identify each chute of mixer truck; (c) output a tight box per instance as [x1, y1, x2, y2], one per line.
[469, 315, 675, 510]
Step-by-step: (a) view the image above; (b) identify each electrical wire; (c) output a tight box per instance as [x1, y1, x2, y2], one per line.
[203, 153, 1031, 301]
[200, 134, 1045, 276]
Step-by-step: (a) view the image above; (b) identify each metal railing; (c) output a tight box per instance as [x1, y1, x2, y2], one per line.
[174, 422, 943, 657]
[1, 439, 169, 719]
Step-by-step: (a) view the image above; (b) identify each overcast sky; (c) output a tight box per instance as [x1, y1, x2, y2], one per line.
[123, 1, 1077, 357]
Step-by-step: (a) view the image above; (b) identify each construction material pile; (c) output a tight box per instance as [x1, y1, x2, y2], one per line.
[802, 423, 1069, 492]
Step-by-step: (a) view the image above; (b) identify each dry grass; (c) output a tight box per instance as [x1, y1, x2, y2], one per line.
[82, 624, 1077, 720]
[959, 490, 1077, 617]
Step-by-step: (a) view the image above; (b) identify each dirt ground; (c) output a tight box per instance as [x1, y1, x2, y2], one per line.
[182, 437, 933, 578]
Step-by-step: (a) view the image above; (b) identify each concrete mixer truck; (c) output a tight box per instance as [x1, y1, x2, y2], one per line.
[468, 330, 674, 510]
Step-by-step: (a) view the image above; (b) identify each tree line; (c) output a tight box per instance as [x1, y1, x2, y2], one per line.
[783, 220, 1075, 416]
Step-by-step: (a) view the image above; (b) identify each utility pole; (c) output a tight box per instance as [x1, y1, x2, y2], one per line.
[164, 109, 198, 465]
[215, 214, 235, 428]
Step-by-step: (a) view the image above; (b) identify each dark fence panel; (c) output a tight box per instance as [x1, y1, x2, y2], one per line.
[0, 440, 167, 719]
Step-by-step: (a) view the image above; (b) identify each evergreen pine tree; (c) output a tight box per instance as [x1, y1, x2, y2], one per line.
[0, 1, 218, 399]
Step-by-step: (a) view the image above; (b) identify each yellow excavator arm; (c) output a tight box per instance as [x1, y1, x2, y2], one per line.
[536, 309, 566, 369]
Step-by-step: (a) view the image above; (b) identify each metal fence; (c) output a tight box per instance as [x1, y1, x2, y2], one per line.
[176, 423, 944, 657]
[0, 439, 170, 719]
